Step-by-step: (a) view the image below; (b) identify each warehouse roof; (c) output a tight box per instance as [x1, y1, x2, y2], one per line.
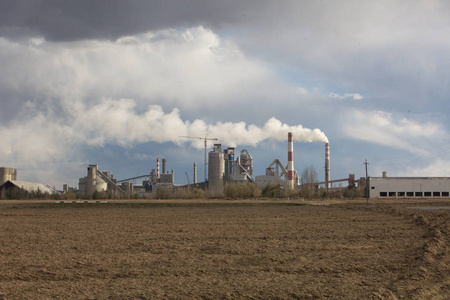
[0, 180, 55, 194]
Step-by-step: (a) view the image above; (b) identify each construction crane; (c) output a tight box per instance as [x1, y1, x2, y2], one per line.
[179, 135, 218, 182]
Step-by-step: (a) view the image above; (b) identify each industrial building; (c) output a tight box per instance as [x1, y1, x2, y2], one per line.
[0, 167, 55, 197]
[0, 180, 55, 195]
[78, 164, 130, 196]
[145, 158, 175, 192]
[78, 160, 176, 197]
[75, 132, 331, 197]
[5, 129, 450, 199]
[207, 145, 255, 195]
[254, 159, 293, 190]
[368, 173, 450, 198]
[208, 132, 309, 194]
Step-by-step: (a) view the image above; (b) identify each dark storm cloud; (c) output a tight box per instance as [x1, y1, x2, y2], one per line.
[2, 0, 450, 120]
[0, 0, 256, 41]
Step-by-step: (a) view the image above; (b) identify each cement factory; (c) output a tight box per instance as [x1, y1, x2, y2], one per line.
[75, 132, 333, 197]
[1, 132, 450, 199]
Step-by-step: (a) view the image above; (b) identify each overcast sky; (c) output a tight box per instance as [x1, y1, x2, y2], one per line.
[1, 0, 450, 188]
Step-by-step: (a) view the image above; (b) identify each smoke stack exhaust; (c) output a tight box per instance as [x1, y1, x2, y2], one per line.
[193, 162, 197, 184]
[156, 158, 160, 178]
[325, 143, 330, 190]
[287, 132, 295, 189]
[162, 158, 166, 174]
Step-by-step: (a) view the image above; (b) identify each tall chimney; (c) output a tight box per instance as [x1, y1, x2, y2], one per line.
[162, 158, 166, 174]
[193, 162, 197, 184]
[156, 158, 160, 178]
[325, 143, 330, 190]
[287, 132, 295, 189]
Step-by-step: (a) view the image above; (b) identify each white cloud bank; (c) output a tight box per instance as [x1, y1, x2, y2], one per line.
[368, 157, 450, 179]
[329, 92, 364, 100]
[399, 159, 450, 177]
[0, 26, 297, 113]
[341, 109, 447, 155]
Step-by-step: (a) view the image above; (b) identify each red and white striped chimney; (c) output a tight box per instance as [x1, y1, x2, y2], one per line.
[156, 158, 160, 178]
[287, 132, 295, 189]
[325, 143, 330, 190]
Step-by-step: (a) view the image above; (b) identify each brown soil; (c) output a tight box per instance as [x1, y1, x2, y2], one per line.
[0, 201, 448, 299]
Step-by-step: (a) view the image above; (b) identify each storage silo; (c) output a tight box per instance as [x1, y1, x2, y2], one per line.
[208, 144, 224, 195]
[78, 164, 107, 195]
[0, 167, 17, 185]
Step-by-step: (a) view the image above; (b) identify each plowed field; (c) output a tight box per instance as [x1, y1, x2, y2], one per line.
[0, 201, 448, 299]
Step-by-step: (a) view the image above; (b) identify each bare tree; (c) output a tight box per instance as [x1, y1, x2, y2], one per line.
[300, 165, 318, 198]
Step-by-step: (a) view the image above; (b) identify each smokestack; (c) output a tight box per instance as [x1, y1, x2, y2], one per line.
[287, 132, 295, 189]
[162, 158, 166, 174]
[156, 158, 160, 178]
[325, 143, 330, 190]
[193, 162, 197, 184]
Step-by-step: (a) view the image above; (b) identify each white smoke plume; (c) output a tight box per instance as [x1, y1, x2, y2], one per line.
[206, 117, 329, 146]
[72, 99, 329, 148]
[0, 98, 328, 169]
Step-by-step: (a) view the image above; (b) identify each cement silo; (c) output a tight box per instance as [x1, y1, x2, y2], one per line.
[208, 144, 224, 195]
[0, 167, 17, 185]
[78, 165, 107, 195]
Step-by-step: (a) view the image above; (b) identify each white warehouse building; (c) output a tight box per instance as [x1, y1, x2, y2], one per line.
[368, 176, 450, 198]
